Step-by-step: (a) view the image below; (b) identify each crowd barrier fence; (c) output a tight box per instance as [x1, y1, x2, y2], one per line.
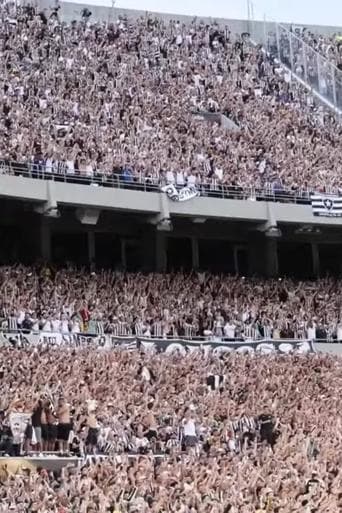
[0, 329, 317, 353]
[0, 161, 338, 205]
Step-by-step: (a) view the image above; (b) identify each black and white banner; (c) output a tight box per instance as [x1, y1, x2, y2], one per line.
[161, 184, 200, 202]
[137, 338, 315, 355]
[0, 331, 315, 354]
[311, 194, 342, 217]
[0, 331, 136, 351]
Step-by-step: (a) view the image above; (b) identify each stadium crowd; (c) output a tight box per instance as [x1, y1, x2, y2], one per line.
[292, 27, 342, 71]
[1, 2, 342, 512]
[1, 265, 342, 341]
[267, 25, 342, 111]
[0, 3, 341, 196]
[0, 347, 341, 512]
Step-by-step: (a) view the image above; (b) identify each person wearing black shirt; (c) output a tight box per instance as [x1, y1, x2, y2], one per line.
[258, 414, 280, 449]
[21, 313, 33, 333]
[31, 399, 43, 452]
[0, 411, 11, 455]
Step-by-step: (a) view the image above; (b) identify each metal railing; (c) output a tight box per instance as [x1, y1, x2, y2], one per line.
[0, 160, 328, 206]
[267, 24, 342, 115]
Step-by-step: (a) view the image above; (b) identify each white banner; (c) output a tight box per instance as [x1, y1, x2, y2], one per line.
[9, 412, 31, 444]
[137, 338, 315, 355]
[161, 184, 200, 202]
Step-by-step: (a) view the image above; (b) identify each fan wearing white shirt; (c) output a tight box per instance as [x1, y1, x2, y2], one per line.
[17, 309, 25, 328]
[224, 321, 236, 339]
[70, 318, 81, 334]
[40, 315, 52, 332]
[226, 430, 238, 453]
[45, 156, 53, 173]
[193, 73, 202, 87]
[85, 162, 94, 178]
[187, 173, 196, 186]
[176, 34, 183, 46]
[51, 317, 61, 333]
[176, 170, 185, 187]
[182, 410, 198, 451]
[66, 159, 75, 175]
[337, 322, 342, 341]
[307, 321, 316, 341]
[166, 170, 175, 184]
[132, 432, 150, 452]
[214, 167, 223, 181]
[60, 314, 70, 334]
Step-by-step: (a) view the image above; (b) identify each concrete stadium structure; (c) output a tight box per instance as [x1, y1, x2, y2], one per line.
[0, 3, 342, 278]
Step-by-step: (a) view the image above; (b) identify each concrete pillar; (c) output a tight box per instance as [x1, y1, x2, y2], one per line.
[247, 235, 264, 276]
[155, 233, 167, 272]
[121, 238, 127, 270]
[191, 237, 199, 270]
[40, 218, 51, 261]
[141, 229, 156, 272]
[233, 246, 239, 275]
[87, 231, 96, 266]
[311, 242, 320, 277]
[265, 238, 279, 278]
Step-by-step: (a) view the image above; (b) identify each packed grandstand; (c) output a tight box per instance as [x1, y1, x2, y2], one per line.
[0, 1, 341, 195]
[0, 266, 342, 341]
[0, 348, 341, 512]
[1, 2, 342, 513]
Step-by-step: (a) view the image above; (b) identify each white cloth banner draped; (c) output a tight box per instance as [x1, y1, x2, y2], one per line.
[161, 184, 200, 202]
[9, 413, 31, 444]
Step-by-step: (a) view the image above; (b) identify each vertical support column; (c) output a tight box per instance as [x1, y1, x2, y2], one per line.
[262, 14, 267, 48]
[155, 233, 167, 272]
[332, 66, 337, 109]
[40, 218, 51, 262]
[141, 229, 156, 272]
[121, 238, 127, 270]
[191, 237, 199, 270]
[246, 0, 251, 34]
[317, 53, 322, 94]
[248, 236, 263, 276]
[302, 43, 308, 83]
[265, 238, 279, 278]
[311, 242, 320, 278]
[289, 30, 294, 71]
[233, 245, 239, 275]
[275, 23, 281, 61]
[87, 231, 96, 267]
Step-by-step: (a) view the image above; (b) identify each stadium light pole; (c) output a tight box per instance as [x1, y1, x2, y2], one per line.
[247, 0, 251, 26]
[110, 0, 116, 22]
[246, 0, 254, 36]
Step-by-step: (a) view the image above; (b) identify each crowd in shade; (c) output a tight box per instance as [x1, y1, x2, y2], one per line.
[0, 3, 341, 196]
[1, 265, 342, 341]
[0, 347, 341, 512]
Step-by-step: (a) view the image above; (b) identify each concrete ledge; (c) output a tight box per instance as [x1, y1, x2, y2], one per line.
[2, 174, 342, 226]
[314, 343, 342, 355]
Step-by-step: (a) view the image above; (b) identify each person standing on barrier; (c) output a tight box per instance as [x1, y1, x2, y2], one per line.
[86, 407, 99, 455]
[57, 397, 71, 454]
[31, 398, 43, 453]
